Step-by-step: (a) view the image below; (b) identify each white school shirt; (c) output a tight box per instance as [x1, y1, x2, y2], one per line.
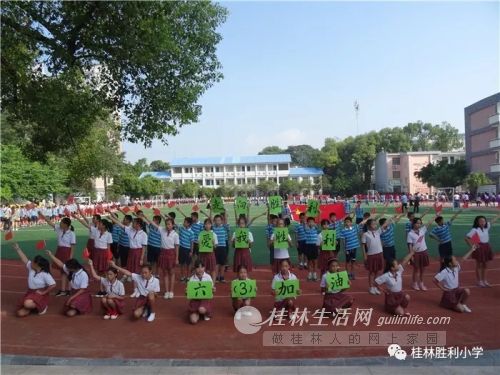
[26, 261, 56, 290]
[375, 265, 404, 292]
[361, 230, 384, 255]
[63, 265, 89, 289]
[131, 273, 160, 296]
[89, 225, 99, 240]
[406, 226, 428, 252]
[434, 264, 461, 290]
[55, 224, 76, 248]
[466, 224, 490, 243]
[270, 232, 292, 259]
[93, 231, 113, 249]
[159, 228, 180, 249]
[99, 277, 125, 296]
[230, 231, 255, 243]
[188, 272, 213, 284]
[125, 227, 148, 249]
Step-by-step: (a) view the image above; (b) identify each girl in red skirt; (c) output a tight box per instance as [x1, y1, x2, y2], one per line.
[232, 265, 256, 317]
[88, 259, 125, 319]
[361, 219, 388, 295]
[270, 218, 293, 275]
[13, 243, 56, 317]
[433, 245, 477, 313]
[143, 215, 179, 300]
[271, 259, 300, 319]
[197, 219, 218, 283]
[317, 219, 334, 276]
[91, 219, 114, 297]
[320, 258, 353, 316]
[231, 217, 254, 273]
[74, 207, 101, 259]
[45, 252, 92, 317]
[37, 213, 76, 296]
[465, 215, 499, 287]
[375, 250, 415, 315]
[187, 260, 215, 324]
[407, 216, 436, 291]
[109, 215, 148, 274]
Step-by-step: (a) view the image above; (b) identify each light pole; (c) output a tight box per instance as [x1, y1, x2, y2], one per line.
[354, 100, 359, 135]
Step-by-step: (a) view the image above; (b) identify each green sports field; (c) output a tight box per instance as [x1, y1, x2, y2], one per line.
[1, 204, 498, 264]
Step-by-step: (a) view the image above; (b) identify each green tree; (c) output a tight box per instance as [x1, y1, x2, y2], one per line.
[415, 160, 468, 188]
[278, 179, 301, 195]
[149, 160, 170, 172]
[465, 172, 493, 196]
[258, 146, 285, 155]
[139, 176, 163, 197]
[174, 181, 199, 198]
[257, 180, 278, 195]
[285, 145, 321, 167]
[1, 1, 227, 147]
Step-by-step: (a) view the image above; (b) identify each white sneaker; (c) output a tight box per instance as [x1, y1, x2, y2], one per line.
[142, 309, 149, 318]
[369, 287, 377, 295]
[147, 312, 156, 322]
[462, 305, 472, 313]
[163, 292, 169, 299]
[419, 283, 428, 291]
[130, 290, 139, 298]
[235, 311, 242, 320]
[38, 306, 48, 315]
[169, 292, 174, 299]
[104, 314, 111, 320]
[307, 273, 313, 281]
[242, 311, 253, 317]
[374, 288, 381, 295]
[203, 315, 211, 321]
[412, 282, 420, 291]
[483, 281, 492, 287]
[478, 281, 486, 288]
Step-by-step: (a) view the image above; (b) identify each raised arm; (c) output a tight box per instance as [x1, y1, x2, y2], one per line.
[87, 259, 101, 282]
[12, 243, 29, 264]
[401, 249, 415, 266]
[77, 205, 90, 225]
[449, 209, 463, 223]
[420, 206, 432, 219]
[248, 211, 266, 227]
[73, 212, 90, 229]
[44, 250, 64, 269]
[37, 211, 55, 228]
[176, 206, 188, 219]
[108, 213, 125, 229]
[461, 245, 477, 262]
[108, 260, 132, 277]
[490, 213, 500, 226]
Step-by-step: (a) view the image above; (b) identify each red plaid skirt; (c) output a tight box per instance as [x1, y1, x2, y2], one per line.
[412, 250, 430, 269]
[233, 248, 253, 272]
[385, 291, 409, 314]
[103, 297, 125, 315]
[323, 292, 353, 313]
[440, 288, 466, 309]
[126, 248, 143, 274]
[91, 247, 109, 273]
[472, 243, 493, 263]
[53, 246, 71, 270]
[366, 252, 384, 273]
[17, 289, 49, 312]
[66, 290, 92, 314]
[134, 295, 151, 309]
[199, 252, 216, 273]
[158, 248, 176, 271]
[188, 299, 212, 315]
[86, 238, 95, 255]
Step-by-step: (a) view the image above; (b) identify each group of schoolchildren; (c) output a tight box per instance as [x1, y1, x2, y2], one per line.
[11, 200, 499, 325]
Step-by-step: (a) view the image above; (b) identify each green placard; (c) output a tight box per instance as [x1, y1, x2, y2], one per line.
[187, 280, 213, 299]
[231, 279, 257, 298]
[234, 228, 250, 249]
[326, 271, 349, 291]
[273, 227, 289, 249]
[235, 197, 249, 217]
[268, 195, 282, 215]
[211, 196, 225, 214]
[306, 199, 320, 217]
[198, 230, 214, 252]
[321, 229, 336, 251]
[274, 279, 299, 298]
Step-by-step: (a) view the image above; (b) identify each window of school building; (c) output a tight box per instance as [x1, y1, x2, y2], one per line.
[278, 164, 288, 170]
[174, 168, 182, 173]
[393, 171, 401, 179]
[392, 157, 400, 165]
[237, 178, 245, 185]
[206, 179, 214, 186]
[184, 167, 192, 173]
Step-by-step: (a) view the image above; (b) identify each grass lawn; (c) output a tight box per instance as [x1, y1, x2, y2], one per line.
[1, 204, 498, 265]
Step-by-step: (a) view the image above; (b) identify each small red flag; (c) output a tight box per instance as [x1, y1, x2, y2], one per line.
[370, 207, 376, 215]
[153, 208, 161, 216]
[144, 202, 152, 209]
[82, 248, 90, 259]
[122, 206, 131, 213]
[434, 203, 443, 213]
[395, 206, 403, 214]
[4, 231, 13, 241]
[35, 240, 46, 250]
[107, 248, 113, 261]
[192, 204, 199, 212]
[167, 201, 176, 208]
[470, 232, 481, 245]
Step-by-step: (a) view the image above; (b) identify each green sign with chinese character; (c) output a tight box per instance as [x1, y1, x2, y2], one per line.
[268, 195, 282, 215]
[211, 196, 225, 214]
[321, 229, 336, 251]
[235, 197, 249, 217]
[274, 279, 299, 298]
[326, 271, 349, 291]
[231, 279, 257, 298]
[273, 227, 289, 249]
[234, 228, 250, 248]
[306, 199, 320, 218]
[187, 281, 213, 299]
[198, 230, 214, 252]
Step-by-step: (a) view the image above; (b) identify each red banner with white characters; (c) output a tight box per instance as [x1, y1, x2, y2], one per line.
[289, 203, 346, 222]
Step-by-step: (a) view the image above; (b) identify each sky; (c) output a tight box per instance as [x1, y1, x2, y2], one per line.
[124, 0, 499, 163]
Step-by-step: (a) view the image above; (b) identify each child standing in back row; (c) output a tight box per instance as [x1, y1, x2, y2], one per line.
[270, 218, 293, 275]
[304, 217, 319, 281]
[339, 217, 360, 280]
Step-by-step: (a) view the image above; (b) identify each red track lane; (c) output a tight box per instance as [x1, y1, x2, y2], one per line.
[1, 258, 500, 359]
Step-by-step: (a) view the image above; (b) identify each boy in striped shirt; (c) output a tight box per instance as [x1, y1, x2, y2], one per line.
[339, 216, 360, 280]
[213, 214, 229, 283]
[379, 214, 403, 262]
[304, 217, 319, 281]
[294, 213, 307, 269]
[429, 210, 462, 260]
[354, 201, 364, 224]
[147, 215, 162, 277]
[178, 217, 194, 282]
[328, 212, 343, 254]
